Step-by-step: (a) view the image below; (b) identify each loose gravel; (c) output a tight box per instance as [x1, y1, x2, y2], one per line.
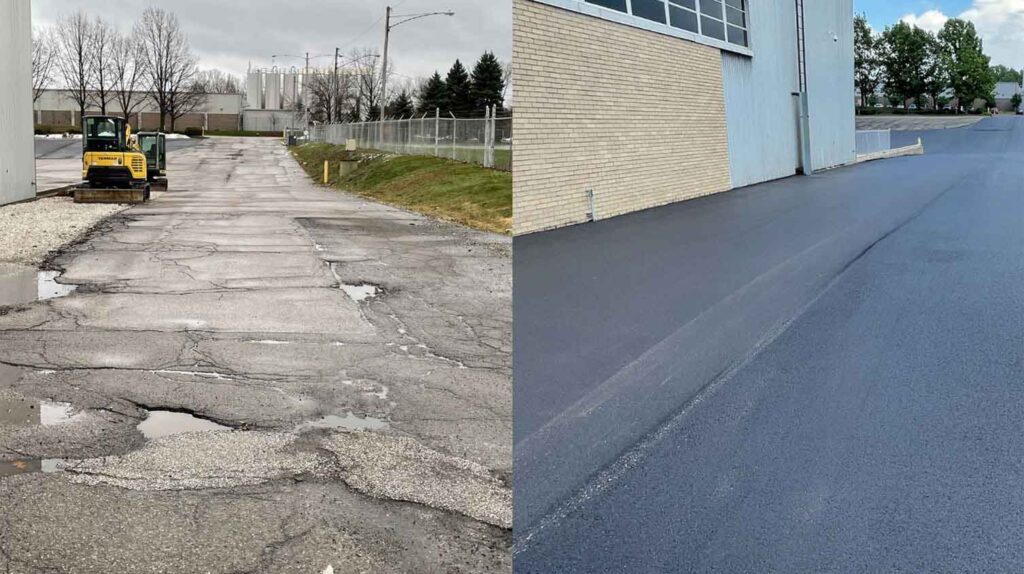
[0, 197, 125, 265]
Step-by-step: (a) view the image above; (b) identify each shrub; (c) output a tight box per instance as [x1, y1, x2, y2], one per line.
[183, 127, 204, 137]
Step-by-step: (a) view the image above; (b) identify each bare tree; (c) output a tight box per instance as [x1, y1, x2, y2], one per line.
[110, 30, 147, 126]
[89, 16, 115, 114]
[194, 69, 242, 94]
[32, 27, 55, 104]
[168, 80, 208, 131]
[136, 7, 199, 131]
[304, 69, 354, 123]
[501, 60, 512, 107]
[351, 48, 385, 121]
[53, 11, 94, 128]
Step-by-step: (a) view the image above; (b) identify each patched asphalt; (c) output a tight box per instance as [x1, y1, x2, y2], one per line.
[514, 116, 1024, 571]
[0, 136, 511, 572]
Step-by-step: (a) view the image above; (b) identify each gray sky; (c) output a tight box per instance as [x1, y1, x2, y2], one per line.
[31, 0, 511, 90]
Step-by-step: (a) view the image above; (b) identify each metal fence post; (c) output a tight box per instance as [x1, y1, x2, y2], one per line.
[434, 108, 440, 158]
[450, 112, 457, 161]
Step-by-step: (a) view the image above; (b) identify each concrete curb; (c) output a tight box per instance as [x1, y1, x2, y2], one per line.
[855, 139, 925, 164]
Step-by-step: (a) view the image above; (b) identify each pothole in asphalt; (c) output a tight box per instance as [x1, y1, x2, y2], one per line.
[327, 262, 381, 302]
[136, 410, 232, 439]
[297, 412, 390, 432]
[0, 395, 81, 427]
[339, 283, 379, 302]
[0, 458, 64, 476]
[0, 264, 77, 307]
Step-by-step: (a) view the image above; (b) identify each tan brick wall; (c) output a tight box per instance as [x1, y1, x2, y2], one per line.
[512, 0, 733, 235]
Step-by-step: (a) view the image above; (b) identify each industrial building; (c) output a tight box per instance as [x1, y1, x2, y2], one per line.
[0, 0, 35, 206]
[512, 0, 855, 234]
[241, 68, 307, 132]
[33, 90, 244, 131]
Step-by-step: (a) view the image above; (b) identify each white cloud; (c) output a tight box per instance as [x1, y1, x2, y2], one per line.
[900, 1, 1024, 67]
[900, 9, 949, 32]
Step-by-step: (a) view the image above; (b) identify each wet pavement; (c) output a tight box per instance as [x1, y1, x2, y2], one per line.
[1, 136, 511, 572]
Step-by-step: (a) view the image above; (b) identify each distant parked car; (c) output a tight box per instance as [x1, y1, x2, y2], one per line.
[909, 104, 919, 110]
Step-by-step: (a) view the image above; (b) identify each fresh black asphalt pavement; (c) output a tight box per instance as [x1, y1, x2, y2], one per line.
[514, 116, 1024, 571]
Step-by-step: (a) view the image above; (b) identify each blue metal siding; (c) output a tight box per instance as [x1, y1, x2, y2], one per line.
[805, 0, 856, 171]
[722, 0, 800, 188]
[723, 0, 855, 185]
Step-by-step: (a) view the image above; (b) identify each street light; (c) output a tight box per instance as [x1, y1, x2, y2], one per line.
[379, 6, 455, 123]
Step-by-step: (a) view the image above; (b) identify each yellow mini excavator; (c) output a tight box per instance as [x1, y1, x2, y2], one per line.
[75, 115, 150, 203]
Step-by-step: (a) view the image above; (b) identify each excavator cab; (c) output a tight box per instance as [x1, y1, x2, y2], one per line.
[81, 115, 148, 189]
[137, 131, 168, 190]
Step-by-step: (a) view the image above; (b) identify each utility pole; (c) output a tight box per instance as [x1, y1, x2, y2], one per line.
[304, 52, 310, 128]
[378, 7, 454, 126]
[332, 47, 340, 123]
[380, 6, 391, 124]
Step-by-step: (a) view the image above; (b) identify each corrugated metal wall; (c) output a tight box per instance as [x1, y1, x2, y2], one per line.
[805, 0, 856, 171]
[721, 0, 800, 188]
[0, 0, 35, 206]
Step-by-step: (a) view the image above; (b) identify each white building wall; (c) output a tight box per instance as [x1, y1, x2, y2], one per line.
[721, 0, 800, 188]
[0, 0, 35, 206]
[805, 0, 856, 171]
[34, 90, 243, 114]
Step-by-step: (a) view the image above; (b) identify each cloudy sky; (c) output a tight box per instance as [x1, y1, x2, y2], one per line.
[31, 0, 511, 88]
[856, 0, 1024, 68]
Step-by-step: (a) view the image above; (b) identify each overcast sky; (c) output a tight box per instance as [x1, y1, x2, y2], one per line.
[31, 0, 511, 88]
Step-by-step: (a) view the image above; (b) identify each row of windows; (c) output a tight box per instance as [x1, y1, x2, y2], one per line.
[584, 0, 749, 47]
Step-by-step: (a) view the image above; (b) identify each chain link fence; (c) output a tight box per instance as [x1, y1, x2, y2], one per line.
[309, 108, 512, 171]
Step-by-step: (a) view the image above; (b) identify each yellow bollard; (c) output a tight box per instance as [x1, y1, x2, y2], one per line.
[323, 160, 329, 184]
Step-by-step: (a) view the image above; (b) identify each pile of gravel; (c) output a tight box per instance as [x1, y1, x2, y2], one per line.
[0, 197, 125, 265]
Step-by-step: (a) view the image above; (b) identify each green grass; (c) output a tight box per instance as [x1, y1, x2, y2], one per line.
[291, 143, 512, 234]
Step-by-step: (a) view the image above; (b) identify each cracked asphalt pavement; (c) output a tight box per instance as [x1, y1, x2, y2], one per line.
[0, 136, 511, 573]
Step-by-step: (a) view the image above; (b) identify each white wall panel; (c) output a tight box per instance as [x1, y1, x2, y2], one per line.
[805, 0, 856, 171]
[0, 0, 36, 205]
[721, 0, 800, 188]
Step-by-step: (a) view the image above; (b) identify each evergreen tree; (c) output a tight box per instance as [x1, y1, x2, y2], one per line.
[387, 90, 415, 118]
[417, 71, 447, 115]
[445, 59, 474, 117]
[470, 51, 505, 116]
[937, 18, 995, 112]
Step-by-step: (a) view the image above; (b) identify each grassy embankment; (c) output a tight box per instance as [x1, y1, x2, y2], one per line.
[291, 143, 511, 234]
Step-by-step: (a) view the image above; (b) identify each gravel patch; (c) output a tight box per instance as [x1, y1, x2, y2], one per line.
[63, 431, 329, 491]
[322, 432, 512, 529]
[0, 197, 126, 265]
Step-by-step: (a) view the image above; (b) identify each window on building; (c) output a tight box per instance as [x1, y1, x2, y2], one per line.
[584, 0, 627, 12]
[582, 0, 749, 48]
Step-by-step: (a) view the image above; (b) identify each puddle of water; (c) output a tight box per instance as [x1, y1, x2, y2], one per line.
[340, 283, 379, 302]
[0, 264, 76, 307]
[136, 410, 232, 439]
[0, 395, 79, 427]
[0, 458, 64, 477]
[37, 271, 76, 300]
[298, 412, 390, 432]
